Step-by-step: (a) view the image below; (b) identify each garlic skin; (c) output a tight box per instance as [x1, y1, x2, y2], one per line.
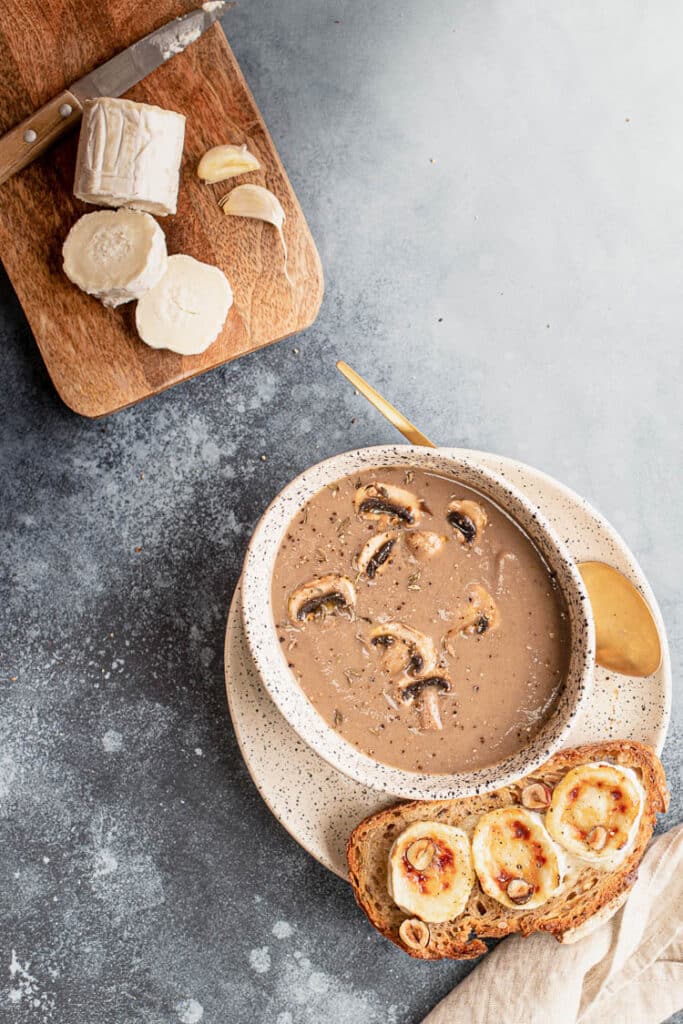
[197, 143, 260, 184]
[219, 184, 292, 285]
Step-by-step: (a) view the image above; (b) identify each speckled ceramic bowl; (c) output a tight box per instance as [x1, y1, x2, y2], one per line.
[241, 446, 595, 800]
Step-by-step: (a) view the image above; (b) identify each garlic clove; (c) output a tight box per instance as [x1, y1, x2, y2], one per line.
[219, 184, 292, 285]
[197, 143, 260, 183]
[219, 183, 284, 226]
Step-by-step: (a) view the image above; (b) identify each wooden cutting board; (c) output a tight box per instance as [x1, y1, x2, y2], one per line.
[0, 1, 323, 417]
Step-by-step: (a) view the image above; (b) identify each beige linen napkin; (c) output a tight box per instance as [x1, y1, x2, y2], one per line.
[422, 825, 683, 1024]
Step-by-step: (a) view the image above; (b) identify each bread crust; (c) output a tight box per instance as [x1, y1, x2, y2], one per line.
[347, 741, 668, 960]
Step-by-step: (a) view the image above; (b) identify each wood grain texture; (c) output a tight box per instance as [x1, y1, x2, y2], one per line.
[0, 1, 323, 417]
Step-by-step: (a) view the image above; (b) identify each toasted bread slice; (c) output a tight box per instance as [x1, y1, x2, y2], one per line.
[347, 741, 668, 960]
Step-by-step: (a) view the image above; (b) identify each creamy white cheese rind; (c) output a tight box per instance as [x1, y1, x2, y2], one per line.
[74, 98, 186, 217]
[135, 254, 233, 355]
[62, 209, 168, 308]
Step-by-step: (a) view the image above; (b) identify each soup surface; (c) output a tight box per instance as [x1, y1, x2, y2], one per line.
[271, 466, 570, 773]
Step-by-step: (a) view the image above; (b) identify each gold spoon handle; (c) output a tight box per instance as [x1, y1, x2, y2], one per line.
[336, 361, 437, 449]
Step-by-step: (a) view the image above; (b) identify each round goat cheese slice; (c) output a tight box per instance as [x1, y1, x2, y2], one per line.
[135, 254, 233, 355]
[472, 807, 564, 910]
[387, 821, 474, 923]
[62, 209, 168, 308]
[545, 762, 644, 866]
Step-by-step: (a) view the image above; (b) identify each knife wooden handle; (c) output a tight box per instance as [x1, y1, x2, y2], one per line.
[0, 90, 83, 187]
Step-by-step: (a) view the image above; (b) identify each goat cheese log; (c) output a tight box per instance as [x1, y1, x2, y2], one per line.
[74, 98, 186, 217]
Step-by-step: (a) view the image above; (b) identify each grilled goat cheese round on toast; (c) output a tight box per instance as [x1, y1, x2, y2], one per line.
[387, 822, 474, 923]
[545, 762, 644, 865]
[472, 807, 563, 910]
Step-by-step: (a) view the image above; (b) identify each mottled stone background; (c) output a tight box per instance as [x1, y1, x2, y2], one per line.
[2, 1, 682, 1022]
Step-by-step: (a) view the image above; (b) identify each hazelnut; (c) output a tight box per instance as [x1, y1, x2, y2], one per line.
[406, 838, 436, 871]
[586, 825, 608, 851]
[506, 878, 534, 905]
[521, 782, 552, 811]
[399, 917, 430, 949]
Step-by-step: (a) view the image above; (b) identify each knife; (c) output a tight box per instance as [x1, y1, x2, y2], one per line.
[0, 2, 233, 187]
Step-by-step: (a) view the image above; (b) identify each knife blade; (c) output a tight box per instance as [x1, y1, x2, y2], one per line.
[0, 2, 233, 187]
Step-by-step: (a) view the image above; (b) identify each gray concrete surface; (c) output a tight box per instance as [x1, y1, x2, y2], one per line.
[1, 1, 682, 1021]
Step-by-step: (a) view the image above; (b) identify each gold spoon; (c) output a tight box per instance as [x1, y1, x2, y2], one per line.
[336, 360, 662, 678]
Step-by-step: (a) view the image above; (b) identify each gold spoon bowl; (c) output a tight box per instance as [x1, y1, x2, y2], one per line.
[578, 561, 661, 677]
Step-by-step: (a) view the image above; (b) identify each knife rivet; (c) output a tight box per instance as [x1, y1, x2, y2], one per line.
[59, 103, 73, 118]
[23, 129, 38, 144]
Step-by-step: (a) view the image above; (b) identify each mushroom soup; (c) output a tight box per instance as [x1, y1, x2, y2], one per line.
[271, 466, 570, 773]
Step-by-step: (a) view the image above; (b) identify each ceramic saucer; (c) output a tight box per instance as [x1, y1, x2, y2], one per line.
[224, 450, 671, 880]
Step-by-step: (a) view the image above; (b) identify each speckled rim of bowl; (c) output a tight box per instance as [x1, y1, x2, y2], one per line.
[240, 445, 595, 801]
